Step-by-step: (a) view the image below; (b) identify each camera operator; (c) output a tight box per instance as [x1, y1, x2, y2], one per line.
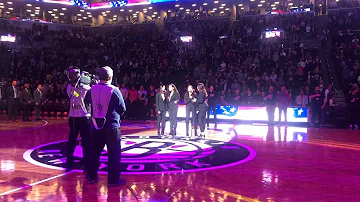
[86, 66, 126, 186]
[65, 67, 91, 173]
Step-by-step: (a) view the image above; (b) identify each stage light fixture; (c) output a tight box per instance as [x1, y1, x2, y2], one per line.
[192, 4, 196, 7]
[8, 8, 13, 10]
[48, 11, 53, 13]
[148, 7, 152, 9]
[175, 4, 179, 7]
[203, 3, 207, 5]
[30, 14, 35, 16]
[62, 8, 66, 10]
[238, 4, 243, 6]
[214, 1, 219, 3]
[27, 4, 32, 6]
[7, 2, 13, 4]
[120, 9, 124, 11]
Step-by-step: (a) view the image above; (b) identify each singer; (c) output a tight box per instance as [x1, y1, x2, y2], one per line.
[193, 83, 208, 138]
[184, 85, 197, 137]
[156, 85, 167, 137]
[168, 83, 180, 136]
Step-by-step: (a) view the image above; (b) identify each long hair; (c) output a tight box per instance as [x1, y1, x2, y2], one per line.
[169, 83, 179, 94]
[197, 83, 208, 97]
[186, 85, 196, 97]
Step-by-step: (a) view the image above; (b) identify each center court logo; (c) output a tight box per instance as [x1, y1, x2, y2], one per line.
[23, 136, 256, 174]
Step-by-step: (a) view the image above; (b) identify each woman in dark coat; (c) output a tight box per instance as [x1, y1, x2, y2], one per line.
[193, 83, 208, 138]
[168, 83, 180, 136]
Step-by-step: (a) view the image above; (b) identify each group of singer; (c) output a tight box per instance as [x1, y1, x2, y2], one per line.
[156, 83, 209, 138]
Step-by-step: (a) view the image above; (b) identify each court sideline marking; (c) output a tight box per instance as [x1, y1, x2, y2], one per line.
[0, 171, 72, 197]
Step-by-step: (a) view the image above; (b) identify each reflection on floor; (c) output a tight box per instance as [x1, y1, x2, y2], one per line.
[0, 117, 360, 201]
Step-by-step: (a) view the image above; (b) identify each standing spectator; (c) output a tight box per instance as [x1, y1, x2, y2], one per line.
[348, 84, 359, 129]
[295, 89, 309, 106]
[6, 80, 19, 122]
[128, 86, 138, 119]
[119, 83, 129, 119]
[119, 83, 129, 102]
[21, 83, 32, 122]
[309, 86, 325, 126]
[34, 84, 43, 121]
[277, 86, 291, 124]
[263, 85, 277, 126]
[137, 85, 148, 119]
[147, 85, 156, 119]
[207, 85, 218, 126]
[324, 84, 333, 103]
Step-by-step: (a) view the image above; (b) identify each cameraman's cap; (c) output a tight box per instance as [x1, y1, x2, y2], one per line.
[99, 66, 113, 80]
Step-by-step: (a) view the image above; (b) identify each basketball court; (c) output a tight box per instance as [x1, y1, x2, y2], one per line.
[0, 117, 359, 201]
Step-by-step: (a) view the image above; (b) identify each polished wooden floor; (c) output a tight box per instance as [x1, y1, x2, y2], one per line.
[0, 116, 360, 202]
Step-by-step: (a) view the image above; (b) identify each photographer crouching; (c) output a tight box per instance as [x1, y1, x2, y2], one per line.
[65, 67, 92, 173]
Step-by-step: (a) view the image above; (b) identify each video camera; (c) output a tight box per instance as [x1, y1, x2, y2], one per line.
[65, 66, 98, 87]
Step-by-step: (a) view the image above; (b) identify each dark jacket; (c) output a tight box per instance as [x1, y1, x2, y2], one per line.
[184, 91, 196, 110]
[6, 85, 19, 102]
[21, 88, 32, 104]
[156, 92, 167, 112]
[195, 91, 209, 110]
[33, 89, 43, 105]
[168, 91, 180, 110]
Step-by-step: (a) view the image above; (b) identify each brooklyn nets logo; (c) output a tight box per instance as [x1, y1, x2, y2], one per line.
[23, 136, 256, 174]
